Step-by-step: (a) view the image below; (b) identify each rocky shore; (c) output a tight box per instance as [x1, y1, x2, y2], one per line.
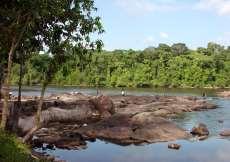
[0, 93, 217, 151]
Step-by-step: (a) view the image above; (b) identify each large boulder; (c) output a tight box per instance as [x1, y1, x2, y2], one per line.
[76, 112, 190, 145]
[18, 106, 100, 136]
[90, 95, 115, 118]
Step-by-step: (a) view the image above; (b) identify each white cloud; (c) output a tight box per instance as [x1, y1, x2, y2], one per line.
[160, 32, 169, 39]
[196, 0, 230, 16]
[115, 0, 230, 16]
[144, 36, 155, 45]
[115, 0, 177, 15]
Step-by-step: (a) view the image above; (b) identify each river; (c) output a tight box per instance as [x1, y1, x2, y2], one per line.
[12, 86, 230, 162]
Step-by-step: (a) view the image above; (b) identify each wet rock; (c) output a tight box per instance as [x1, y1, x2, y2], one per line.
[31, 151, 55, 162]
[33, 123, 87, 150]
[46, 144, 55, 150]
[168, 143, 181, 150]
[76, 113, 190, 145]
[198, 135, 208, 141]
[218, 120, 224, 123]
[191, 123, 209, 136]
[220, 130, 230, 136]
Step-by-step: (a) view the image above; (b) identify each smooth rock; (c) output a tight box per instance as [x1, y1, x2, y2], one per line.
[198, 135, 208, 141]
[76, 113, 190, 145]
[220, 130, 230, 136]
[168, 143, 181, 150]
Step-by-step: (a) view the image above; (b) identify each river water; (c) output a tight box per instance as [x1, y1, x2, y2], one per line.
[12, 86, 230, 162]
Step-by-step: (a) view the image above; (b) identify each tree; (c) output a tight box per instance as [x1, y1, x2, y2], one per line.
[0, 0, 103, 132]
[197, 47, 210, 56]
[0, 1, 34, 129]
[22, 0, 104, 141]
[207, 42, 224, 55]
[171, 43, 189, 56]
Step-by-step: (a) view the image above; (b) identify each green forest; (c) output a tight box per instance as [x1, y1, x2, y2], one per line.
[11, 42, 230, 88]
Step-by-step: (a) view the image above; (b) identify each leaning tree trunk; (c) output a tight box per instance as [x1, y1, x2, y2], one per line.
[23, 80, 48, 142]
[36, 81, 47, 127]
[1, 39, 16, 130]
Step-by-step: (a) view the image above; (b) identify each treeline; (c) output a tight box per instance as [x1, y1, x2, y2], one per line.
[11, 42, 230, 88]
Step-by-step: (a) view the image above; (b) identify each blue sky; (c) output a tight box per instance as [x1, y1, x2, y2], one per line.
[94, 0, 230, 50]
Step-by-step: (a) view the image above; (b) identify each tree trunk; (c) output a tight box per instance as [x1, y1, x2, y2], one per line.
[1, 40, 16, 130]
[36, 81, 47, 127]
[0, 80, 2, 100]
[0, 65, 3, 99]
[23, 80, 47, 142]
[10, 54, 24, 133]
[18, 53, 24, 108]
[0, 17, 29, 130]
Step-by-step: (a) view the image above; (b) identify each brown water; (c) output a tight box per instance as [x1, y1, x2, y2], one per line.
[14, 86, 230, 162]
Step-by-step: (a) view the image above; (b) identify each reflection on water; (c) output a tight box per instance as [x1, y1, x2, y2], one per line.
[37, 138, 230, 162]
[18, 86, 230, 162]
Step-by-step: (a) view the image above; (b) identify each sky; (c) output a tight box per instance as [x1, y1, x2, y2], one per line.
[94, 0, 230, 50]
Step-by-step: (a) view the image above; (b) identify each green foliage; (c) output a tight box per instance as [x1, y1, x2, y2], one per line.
[0, 130, 45, 162]
[11, 42, 230, 88]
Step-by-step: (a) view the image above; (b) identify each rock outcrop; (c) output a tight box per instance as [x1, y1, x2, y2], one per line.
[0, 93, 217, 149]
[76, 113, 190, 145]
[7, 93, 115, 135]
[112, 95, 216, 117]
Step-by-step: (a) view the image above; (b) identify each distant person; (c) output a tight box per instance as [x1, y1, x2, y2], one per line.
[202, 92, 207, 97]
[121, 88, 125, 96]
[96, 88, 99, 96]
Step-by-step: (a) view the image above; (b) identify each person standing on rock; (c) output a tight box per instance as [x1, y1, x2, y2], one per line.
[202, 92, 207, 98]
[121, 88, 125, 96]
[96, 88, 99, 96]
